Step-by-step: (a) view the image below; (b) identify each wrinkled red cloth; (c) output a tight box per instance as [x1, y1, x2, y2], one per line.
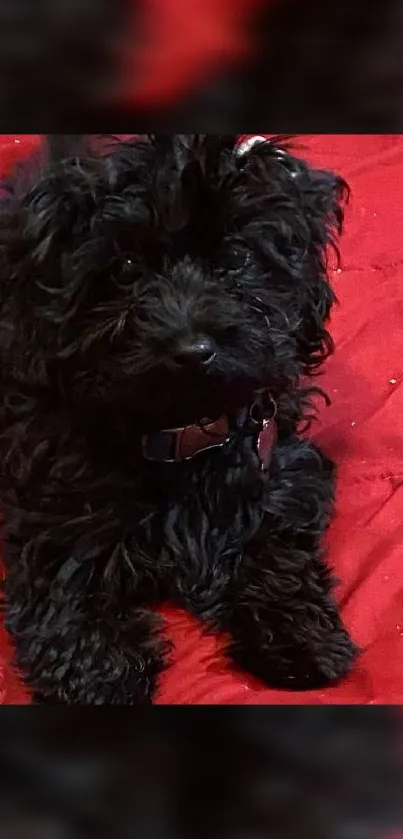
[0, 134, 402, 705]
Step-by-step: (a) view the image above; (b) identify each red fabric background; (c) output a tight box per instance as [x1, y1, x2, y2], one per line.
[0, 134, 402, 704]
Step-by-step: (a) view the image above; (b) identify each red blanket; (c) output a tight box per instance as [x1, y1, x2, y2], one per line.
[0, 134, 402, 704]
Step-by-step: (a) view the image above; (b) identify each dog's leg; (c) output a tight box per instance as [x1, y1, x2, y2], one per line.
[222, 438, 358, 690]
[8, 598, 166, 706]
[3, 538, 167, 705]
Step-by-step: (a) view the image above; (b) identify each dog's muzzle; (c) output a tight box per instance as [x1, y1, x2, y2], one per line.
[141, 395, 277, 471]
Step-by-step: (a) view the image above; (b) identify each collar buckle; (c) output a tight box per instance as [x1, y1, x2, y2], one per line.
[142, 415, 231, 463]
[248, 394, 278, 471]
[141, 394, 277, 468]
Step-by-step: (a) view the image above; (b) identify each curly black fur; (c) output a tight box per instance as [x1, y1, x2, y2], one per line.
[0, 134, 357, 704]
[0, 708, 402, 839]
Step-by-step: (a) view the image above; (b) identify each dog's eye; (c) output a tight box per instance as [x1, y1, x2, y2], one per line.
[111, 255, 140, 290]
[225, 248, 250, 271]
[120, 257, 139, 278]
[228, 249, 251, 273]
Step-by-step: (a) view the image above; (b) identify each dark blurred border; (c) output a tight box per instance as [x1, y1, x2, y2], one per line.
[0, 0, 403, 132]
[0, 707, 402, 839]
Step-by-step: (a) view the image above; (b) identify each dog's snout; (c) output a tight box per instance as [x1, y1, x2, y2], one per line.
[173, 336, 217, 368]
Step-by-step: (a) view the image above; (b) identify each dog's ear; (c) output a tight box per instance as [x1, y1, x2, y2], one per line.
[241, 139, 348, 375]
[291, 158, 348, 374]
[0, 140, 101, 357]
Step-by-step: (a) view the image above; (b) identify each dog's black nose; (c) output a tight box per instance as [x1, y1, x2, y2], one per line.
[173, 337, 217, 367]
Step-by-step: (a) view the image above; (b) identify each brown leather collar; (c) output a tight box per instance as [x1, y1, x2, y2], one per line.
[141, 397, 277, 471]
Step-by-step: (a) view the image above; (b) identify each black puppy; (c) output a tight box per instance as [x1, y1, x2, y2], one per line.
[0, 134, 357, 704]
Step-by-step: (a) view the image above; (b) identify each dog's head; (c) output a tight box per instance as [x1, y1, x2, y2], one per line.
[0, 135, 347, 438]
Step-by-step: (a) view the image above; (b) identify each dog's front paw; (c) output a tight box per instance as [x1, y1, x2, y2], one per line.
[308, 625, 359, 686]
[275, 626, 359, 690]
[229, 625, 358, 691]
